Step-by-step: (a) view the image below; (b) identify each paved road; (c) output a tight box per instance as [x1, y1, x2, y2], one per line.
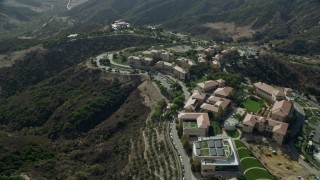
[171, 120, 197, 180]
[165, 122, 183, 179]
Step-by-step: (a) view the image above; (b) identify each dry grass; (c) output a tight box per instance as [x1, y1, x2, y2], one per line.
[202, 22, 254, 40]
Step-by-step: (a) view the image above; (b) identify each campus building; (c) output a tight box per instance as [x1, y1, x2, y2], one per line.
[197, 79, 225, 93]
[178, 113, 210, 137]
[193, 136, 240, 174]
[242, 114, 289, 145]
[253, 82, 286, 101]
[270, 100, 293, 122]
[200, 96, 232, 117]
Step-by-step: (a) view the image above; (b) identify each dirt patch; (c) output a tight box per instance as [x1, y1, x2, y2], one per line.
[138, 80, 164, 108]
[0, 45, 44, 68]
[203, 22, 254, 40]
[248, 140, 316, 180]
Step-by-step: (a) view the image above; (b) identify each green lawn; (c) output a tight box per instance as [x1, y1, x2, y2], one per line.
[112, 57, 129, 65]
[234, 140, 246, 149]
[245, 169, 274, 180]
[241, 158, 264, 170]
[183, 121, 197, 128]
[241, 98, 262, 113]
[226, 129, 240, 138]
[200, 148, 209, 156]
[199, 141, 208, 149]
[234, 140, 274, 180]
[238, 149, 252, 159]
[211, 121, 222, 135]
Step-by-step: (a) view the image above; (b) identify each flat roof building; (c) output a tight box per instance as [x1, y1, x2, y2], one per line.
[193, 136, 240, 174]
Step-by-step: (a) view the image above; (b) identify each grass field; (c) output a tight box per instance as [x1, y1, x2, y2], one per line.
[234, 140, 274, 180]
[226, 129, 240, 138]
[241, 98, 262, 113]
[241, 158, 264, 170]
[238, 149, 252, 159]
[234, 140, 246, 148]
[245, 169, 274, 180]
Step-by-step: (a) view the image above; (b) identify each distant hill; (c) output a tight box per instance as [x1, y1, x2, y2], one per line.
[1, 0, 319, 42]
[65, 0, 320, 41]
[0, 0, 66, 39]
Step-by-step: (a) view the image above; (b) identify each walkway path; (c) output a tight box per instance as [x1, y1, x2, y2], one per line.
[243, 167, 268, 174]
[237, 147, 247, 151]
[240, 156, 256, 162]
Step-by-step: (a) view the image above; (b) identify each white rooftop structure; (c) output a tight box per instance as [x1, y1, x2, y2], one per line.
[193, 136, 239, 167]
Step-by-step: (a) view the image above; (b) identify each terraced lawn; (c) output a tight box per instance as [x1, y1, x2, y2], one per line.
[238, 149, 252, 159]
[234, 140, 274, 180]
[245, 169, 274, 180]
[241, 158, 264, 170]
[234, 140, 246, 148]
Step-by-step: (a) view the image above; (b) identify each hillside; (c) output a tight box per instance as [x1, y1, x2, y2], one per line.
[0, 0, 67, 39]
[65, 0, 320, 42]
[0, 65, 155, 179]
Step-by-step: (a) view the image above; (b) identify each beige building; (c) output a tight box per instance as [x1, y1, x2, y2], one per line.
[200, 96, 231, 117]
[253, 82, 286, 101]
[184, 90, 207, 111]
[197, 80, 219, 93]
[128, 56, 153, 68]
[242, 114, 289, 145]
[193, 136, 239, 174]
[151, 50, 172, 61]
[176, 57, 196, 67]
[214, 87, 233, 98]
[155, 61, 189, 80]
[270, 100, 293, 122]
[197, 79, 226, 93]
[284, 88, 293, 96]
[178, 113, 210, 137]
[173, 65, 189, 81]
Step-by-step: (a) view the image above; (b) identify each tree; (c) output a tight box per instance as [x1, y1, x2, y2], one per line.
[181, 135, 191, 152]
[121, 55, 127, 62]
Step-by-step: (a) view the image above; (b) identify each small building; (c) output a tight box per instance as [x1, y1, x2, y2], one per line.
[284, 88, 293, 96]
[270, 100, 293, 122]
[200, 96, 232, 117]
[128, 56, 154, 68]
[193, 136, 239, 174]
[254, 82, 285, 101]
[178, 113, 210, 137]
[242, 114, 289, 145]
[173, 65, 189, 81]
[111, 21, 130, 30]
[156, 61, 189, 81]
[197, 80, 219, 93]
[177, 57, 196, 67]
[214, 87, 233, 98]
[184, 90, 207, 111]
